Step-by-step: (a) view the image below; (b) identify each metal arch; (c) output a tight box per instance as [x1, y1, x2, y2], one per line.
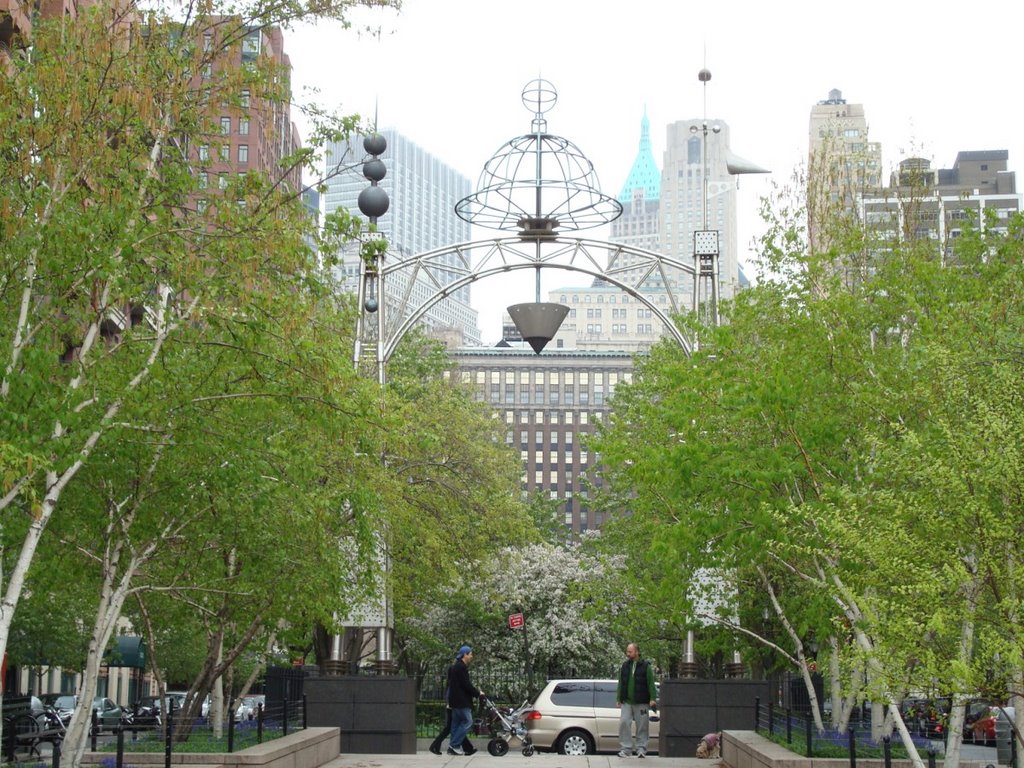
[354, 236, 697, 371]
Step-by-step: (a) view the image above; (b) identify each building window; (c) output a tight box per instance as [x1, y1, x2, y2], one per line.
[240, 90, 251, 107]
[534, 431, 543, 445]
[238, 144, 248, 163]
[220, 116, 231, 134]
[199, 144, 209, 162]
[218, 173, 228, 189]
[219, 144, 229, 161]
[239, 118, 250, 135]
[197, 171, 208, 188]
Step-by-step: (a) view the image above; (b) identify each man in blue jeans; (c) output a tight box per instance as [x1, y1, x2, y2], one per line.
[446, 645, 484, 755]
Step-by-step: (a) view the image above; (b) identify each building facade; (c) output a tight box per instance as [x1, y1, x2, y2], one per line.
[324, 129, 481, 346]
[860, 150, 1020, 250]
[447, 348, 635, 533]
[807, 89, 883, 251]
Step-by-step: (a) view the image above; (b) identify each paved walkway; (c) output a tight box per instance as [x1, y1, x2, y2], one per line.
[324, 751, 713, 768]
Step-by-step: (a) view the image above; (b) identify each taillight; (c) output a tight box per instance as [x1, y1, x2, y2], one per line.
[524, 710, 542, 721]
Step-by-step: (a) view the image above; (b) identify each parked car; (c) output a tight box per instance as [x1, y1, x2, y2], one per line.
[971, 706, 1000, 745]
[521, 679, 659, 755]
[235, 695, 265, 722]
[901, 697, 950, 739]
[52, 695, 124, 731]
[962, 699, 993, 743]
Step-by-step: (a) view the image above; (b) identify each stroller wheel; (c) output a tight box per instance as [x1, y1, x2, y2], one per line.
[487, 738, 510, 757]
[522, 744, 535, 757]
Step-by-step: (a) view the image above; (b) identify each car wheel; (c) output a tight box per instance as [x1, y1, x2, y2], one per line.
[557, 729, 595, 756]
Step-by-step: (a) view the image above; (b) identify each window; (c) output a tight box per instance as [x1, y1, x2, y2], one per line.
[534, 431, 543, 444]
[238, 118, 250, 136]
[550, 682, 592, 707]
[218, 173, 228, 189]
[219, 144, 229, 161]
[203, 32, 212, 51]
[220, 117, 231, 134]
[237, 144, 248, 163]
[240, 90, 251, 107]
[197, 171, 208, 188]
[199, 144, 209, 162]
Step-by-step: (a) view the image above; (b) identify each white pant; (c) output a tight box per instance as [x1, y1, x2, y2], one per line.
[619, 702, 650, 753]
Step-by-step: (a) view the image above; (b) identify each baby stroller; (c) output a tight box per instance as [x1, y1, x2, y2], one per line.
[478, 695, 535, 757]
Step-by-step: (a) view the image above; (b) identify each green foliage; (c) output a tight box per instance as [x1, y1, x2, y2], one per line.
[591, 182, 1024, 718]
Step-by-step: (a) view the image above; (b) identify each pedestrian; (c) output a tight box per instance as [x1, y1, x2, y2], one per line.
[446, 645, 485, 756]
[428, 656, 454, 755]
[429, 649, 477, 755]
[616, 642, 658, 758]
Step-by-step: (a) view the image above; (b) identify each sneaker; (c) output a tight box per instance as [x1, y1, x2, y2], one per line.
[618, 750, 631, 758]
[428, 745, 442, 755]
[637, 752, 646, 759]
[447, 747, 465, 756]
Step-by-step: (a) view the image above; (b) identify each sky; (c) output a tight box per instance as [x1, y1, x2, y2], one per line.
[286, 0, 1024, 344]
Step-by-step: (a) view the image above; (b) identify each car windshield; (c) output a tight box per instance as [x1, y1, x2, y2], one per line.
[55, 695, 76, 710]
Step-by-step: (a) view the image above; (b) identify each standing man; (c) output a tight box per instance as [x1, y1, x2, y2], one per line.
[616, 642, 657, 758]
[446, 645, 484, 756]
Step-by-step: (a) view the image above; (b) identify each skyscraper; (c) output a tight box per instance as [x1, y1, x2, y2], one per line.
[323, 129, 481, 346]
[807, 89, 882, 252]
[660, 118, 740, 302]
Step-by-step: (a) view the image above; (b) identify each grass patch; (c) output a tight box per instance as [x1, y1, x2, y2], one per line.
[760, 728, 944, 760]
[97, 727, 285, 754]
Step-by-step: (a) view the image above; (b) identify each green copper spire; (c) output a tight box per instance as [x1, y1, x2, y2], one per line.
[617, 109, 660, 203]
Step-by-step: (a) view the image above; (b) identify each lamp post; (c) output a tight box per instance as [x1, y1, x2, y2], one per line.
[690, 68, 722, 334]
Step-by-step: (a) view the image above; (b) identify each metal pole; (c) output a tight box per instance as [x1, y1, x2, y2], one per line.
[883, 736, 891, 768]
[848, 726, 856, 768]
[115, 724, 125, 768]
[91, 709, 98, 752]
[768, 702, 775, 735]
[754, 696, 760, 732]
[227, 698, 235, 753]
[302, 695, 308, 730]
[283, 699, 289, 737]
[164, 707, 173, 768]
[786, 708, 792, 743]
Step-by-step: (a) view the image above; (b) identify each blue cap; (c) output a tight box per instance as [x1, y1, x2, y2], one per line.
[457, 645, 473, 658]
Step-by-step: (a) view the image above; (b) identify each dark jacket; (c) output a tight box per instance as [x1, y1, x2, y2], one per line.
[617, 658, 655, 705]
[446, 658, 480, 708]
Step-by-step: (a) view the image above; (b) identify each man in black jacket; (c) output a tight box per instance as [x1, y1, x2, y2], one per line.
[616, 642, 658, 758]
[446, 645, 485, 756]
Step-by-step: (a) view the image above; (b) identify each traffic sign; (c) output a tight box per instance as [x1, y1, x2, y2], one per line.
[508, 613, 524, 629]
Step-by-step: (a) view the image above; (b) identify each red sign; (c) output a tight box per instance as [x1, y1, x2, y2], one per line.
[508, 613, 525, 629]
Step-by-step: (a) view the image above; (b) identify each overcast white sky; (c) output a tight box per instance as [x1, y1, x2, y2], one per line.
[287, 0, 1024, 344]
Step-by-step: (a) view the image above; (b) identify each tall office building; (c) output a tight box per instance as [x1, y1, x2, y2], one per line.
[660, 119, 741, 302]
[447, 348, 635, 533]
[612, 111, 661, 256]
[323, 129, 481, 346]
[807, 89, 883, 251]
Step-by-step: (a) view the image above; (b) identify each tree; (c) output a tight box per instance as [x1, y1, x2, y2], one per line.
[0, 0, 399, 761]
[590, 173, 1024, 767]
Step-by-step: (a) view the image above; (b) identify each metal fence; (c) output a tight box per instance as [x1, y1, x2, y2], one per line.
[752, 697, 1022, 768]
[3, 698, 307, 768]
